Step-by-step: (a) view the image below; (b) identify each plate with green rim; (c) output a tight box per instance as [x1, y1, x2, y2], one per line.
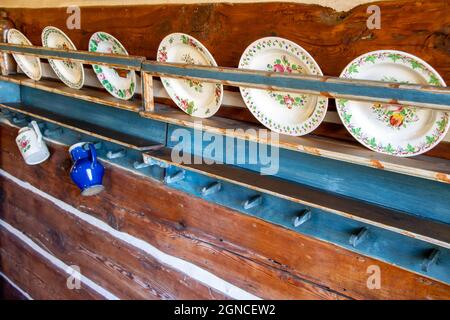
[42, 26, 85, 89]
[337, 50, 449, 157]
[157, 33, 223, 118]
[7, 29, 42, 81]
[89, 32, 136, 100]
[238, 37, 328, 136]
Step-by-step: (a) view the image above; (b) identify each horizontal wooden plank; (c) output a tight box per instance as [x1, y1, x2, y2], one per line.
[140, 104, 450, 184]
[142, 63, 450, 111]
[0, 274, 29, 300]
[0, 103, 162, 151]
[0, 224, 103, 300]
[0, 176, 230, 300]
[0, 43, 145, 70]
[2, 43, 449, 110]
[143, 148, 450, 248]
[1, 122, 448, 299]
[0, 74, 142, 112]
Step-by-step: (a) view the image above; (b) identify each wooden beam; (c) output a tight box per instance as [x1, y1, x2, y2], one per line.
[0, 225, 103, 300]
[142, 61, 450, 111]
[143, 148, 450, 248]
[0, 103, 162, 151]
[142, 72, 155, 112]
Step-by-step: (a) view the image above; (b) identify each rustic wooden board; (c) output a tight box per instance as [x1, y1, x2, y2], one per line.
[4, 1, 449, 82]
[0, 74, 142, 112]
[0, 103, 162, 150]
[0, 225, 103, 300]
[0, 176, 230, 300]
[1, 123, 449, 299]
[0, 274, 28, 300]
[143, 148, 450, 248]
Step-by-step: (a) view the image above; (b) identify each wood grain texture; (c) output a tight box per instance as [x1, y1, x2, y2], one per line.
[1, 123, 449, 299]
[0, 224, 103, 300]
[3, 1, 449, 82]
[0, 176, 230, 300]
[0, 274, 28, 300]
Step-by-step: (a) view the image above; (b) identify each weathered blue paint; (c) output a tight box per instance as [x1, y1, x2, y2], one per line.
[21, 87, 167, 146]
[0, 81, 20, 103]
[166, 125, 450, 224]
[163, 164, 450, 284]
[0, 111, 165, 182]
[0, 44, 143, 69]
[143, 63, 450, 108]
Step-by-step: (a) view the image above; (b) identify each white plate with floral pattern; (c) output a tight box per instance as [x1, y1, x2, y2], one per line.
[239, 37, 328, 136]
[157, 33, 223, 118]
[89, 32, 136, 100]
[337, 50, 449, 157]
[42, 26, 84, 89]
[7, 29, 42, 81]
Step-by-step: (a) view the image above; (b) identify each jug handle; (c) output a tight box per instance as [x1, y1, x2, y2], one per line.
[88, 143, 98, 167]
[31, 120, 43, 143]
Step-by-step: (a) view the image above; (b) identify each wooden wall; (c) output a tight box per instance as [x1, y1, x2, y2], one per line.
[1, 121, 450, 300]
[1, 1, 450, 300]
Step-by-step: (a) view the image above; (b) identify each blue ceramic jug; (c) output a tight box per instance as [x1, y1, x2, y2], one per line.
[69, 142, 105, 196]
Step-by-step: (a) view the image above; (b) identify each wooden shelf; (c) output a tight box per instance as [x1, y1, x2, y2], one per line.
[144, 147, 450, 249]
[0, 103, 161, 151]
[0, 74, 142, 113]
[140, 104, 450, 184]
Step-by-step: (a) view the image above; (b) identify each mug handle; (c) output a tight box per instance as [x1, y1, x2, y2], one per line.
[31, 120, 43, 143]
[88, 143, 98, 167]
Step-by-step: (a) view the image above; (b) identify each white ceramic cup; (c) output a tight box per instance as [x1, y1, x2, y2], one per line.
[16, 120, 50, 165]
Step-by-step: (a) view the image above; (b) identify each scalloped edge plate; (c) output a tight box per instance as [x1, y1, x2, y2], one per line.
[7, 29, 42, 81]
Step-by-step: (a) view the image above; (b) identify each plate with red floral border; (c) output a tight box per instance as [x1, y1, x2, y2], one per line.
[157, 33, 223, 118]
[7, 29, 42, 81]
[337, 50, 449, 157]
[238, 37, 328, 136]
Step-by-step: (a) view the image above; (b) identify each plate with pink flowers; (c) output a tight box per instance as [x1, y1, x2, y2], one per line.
[239, 37, 328, 136]
[157, 33, 223, 118]
[337, 50, 449, 157]
[89, 32, 136, 100]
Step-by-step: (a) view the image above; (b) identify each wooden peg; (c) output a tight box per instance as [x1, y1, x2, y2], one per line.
[165, 170, 185, 184]
[44, 127, 63, 137]
[142, 72, 155, 112]
[243, 195, 263, 210]
[292, 209, 312, 227]
[133, 161, 151, 170]
[421, 249, 440, 273]
[201, 182, 222, 196]
[349, 227, 369, 248]
[106, 149, 126, 159]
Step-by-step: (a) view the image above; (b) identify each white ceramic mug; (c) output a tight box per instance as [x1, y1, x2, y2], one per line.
[16, 120, 50, 165]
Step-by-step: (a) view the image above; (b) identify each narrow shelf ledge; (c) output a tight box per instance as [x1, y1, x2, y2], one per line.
[0, 103, 161, 151]
[0, 74, 142, 113]
[143, 147, 450, 249]
[140, 104, 450, 184]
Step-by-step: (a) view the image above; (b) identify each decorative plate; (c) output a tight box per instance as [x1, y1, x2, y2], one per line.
[239, 37, 328, 136]
[89, 32, 136, 100]
[7, 29, 42, 81]
[42, 26, 85, 89]
[157, 33, 223, 118]
[337, 50, 449, 157]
